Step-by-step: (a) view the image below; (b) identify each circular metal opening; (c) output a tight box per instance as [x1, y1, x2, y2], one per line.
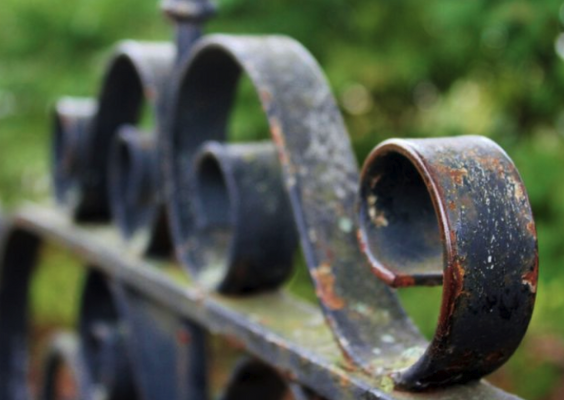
[359, 150, 442, 285]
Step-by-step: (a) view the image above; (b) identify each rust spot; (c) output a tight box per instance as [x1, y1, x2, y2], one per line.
[485, 351, 505, 365]
[370, 174, 382, 189]
[312, 264, 345, 310]
[450, 168, 468, 186]
[269, 117, 290, 166]
[357, 229, 367, 254]
[448, 201, 456, 211]
[392, 274, 416, 288]
[437, 256, 465, 339]
[526, 221, 536, 237]
[522, 269, 538, 294]
[176, 329, 191, 345]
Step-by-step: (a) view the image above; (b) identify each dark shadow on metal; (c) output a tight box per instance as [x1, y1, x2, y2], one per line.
[186, 141, 298, 294]
[358, 136, 538, 390]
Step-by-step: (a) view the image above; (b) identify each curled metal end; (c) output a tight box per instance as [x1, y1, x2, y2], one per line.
[358, 135, 538, 389]
[187, 141, 298, 295]
[51, 97, 97, 218]
[108, 125, 159, 245]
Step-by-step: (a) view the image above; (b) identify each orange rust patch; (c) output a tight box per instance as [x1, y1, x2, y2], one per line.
[437, 257, 466, 339]
[484, 351, 505, 365]
[392, 274, 416, 288]
[522, 269, 538, 294]
[269, 117, 290, 166]
[526, 221, 536, 237]
[312, 264, 346, 310]
[448, 201, 456, 211]
[450, 168, 468, 186]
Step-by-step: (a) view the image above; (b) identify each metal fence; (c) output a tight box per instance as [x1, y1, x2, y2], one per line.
[0, 1, 538, 399]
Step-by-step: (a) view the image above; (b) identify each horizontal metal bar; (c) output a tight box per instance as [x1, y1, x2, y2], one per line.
[10, 205, 520, 400]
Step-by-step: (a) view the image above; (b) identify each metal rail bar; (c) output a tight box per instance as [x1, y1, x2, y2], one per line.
[0, 206, 520, 400]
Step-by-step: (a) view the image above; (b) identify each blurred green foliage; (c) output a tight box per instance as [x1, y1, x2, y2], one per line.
[3, 0, 564, 398]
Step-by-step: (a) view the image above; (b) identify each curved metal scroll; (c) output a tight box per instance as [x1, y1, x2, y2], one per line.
[358, 137, 538, 389]
[163, 34, 538, 390]
[163, 34, 425, 380]
[186, 141, 298, 293]
[54, 41, 174, 223]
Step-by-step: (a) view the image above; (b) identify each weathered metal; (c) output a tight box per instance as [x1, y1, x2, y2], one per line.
[162, 33, 427, 383]
[0, 0, 541, 398]
[187, 141, 298, 294]
[0, 207, 524, 400]
[358, 137, 538, 390]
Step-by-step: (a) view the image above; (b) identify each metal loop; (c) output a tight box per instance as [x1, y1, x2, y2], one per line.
[163, 34, 424, 378]
[187, 141, 298, 294]
[108, 125, 170, 257]
[58, 41, 174, 221]
[358, 136, 538, 389]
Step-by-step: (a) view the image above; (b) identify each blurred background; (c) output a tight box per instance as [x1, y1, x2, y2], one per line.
[2, 0, 564, 398]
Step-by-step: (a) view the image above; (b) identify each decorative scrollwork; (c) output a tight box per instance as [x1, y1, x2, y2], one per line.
[0, 0, 539, 398]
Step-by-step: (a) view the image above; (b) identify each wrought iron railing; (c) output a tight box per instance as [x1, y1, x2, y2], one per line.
[0, 1, 538, 399]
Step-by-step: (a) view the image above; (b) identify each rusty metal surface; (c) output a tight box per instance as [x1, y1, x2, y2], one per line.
[358, 137, 538, 390]
[0, 206, 523, 400]
[4, 2, 539, 398]
[162, 33, 426, 378]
